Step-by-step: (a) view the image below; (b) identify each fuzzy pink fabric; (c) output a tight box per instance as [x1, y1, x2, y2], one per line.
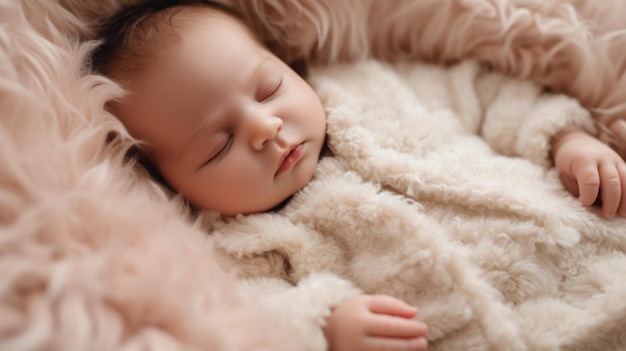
[1, 1, 302, 350]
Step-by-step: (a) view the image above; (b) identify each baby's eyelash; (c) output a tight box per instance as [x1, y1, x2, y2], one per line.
[200, 135, 233, 168]
[259, 78, 283, 102]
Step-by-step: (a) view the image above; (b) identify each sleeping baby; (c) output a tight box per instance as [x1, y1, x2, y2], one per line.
[92, 1, 626, 350]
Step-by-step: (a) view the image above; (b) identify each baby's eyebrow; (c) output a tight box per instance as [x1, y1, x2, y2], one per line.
[245, 55, 275, 89]
[180, 114, 221, 160]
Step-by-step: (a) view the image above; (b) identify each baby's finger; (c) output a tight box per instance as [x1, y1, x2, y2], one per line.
[599, 162, 621, 218]
[364, 336, 428, 351]
[367, 295, 417, 318]
[574, 163, 601, 207]
[366, 315, 427, 338]
[617, 163, 626, 217]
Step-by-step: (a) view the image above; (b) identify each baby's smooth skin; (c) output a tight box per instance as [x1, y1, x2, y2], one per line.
[551, 126, 626, 218]
[109, 5, 429, 351]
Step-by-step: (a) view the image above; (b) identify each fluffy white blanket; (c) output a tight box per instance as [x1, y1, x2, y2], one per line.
[211, 60, 626, 350]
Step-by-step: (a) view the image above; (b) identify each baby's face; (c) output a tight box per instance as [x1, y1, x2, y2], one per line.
[116, 10, 326, 215]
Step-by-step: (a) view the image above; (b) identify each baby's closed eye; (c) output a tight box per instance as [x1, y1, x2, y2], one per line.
[198, 134, 233, 169]
[257, 76, 283, 102]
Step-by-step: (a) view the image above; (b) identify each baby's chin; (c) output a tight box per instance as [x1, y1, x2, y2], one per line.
[216, 156, 320, 216]
[199, 185, 307, 216]
[213, 189, 300, 216]
[262, 162, 318, 213]
[266, 194, 295, 213]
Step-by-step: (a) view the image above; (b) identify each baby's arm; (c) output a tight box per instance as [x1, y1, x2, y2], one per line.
[323, 294, 428, 351]
[452, 62, 625, 217]
[551, 127, 626, 218]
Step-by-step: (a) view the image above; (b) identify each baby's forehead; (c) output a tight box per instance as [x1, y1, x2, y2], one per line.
[108, 6, 230, 96]
[109, 4, 268, 142]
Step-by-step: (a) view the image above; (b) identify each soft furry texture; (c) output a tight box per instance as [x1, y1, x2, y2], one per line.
[1, 0, 354, 350]
[211, 60, 626, 350]
[3, 0, 626, 350]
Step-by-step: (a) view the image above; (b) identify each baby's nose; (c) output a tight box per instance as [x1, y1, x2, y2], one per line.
[250, 114, 283, 151]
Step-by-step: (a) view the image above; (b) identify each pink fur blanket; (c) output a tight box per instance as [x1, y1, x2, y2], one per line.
[3, 0, 626, 350]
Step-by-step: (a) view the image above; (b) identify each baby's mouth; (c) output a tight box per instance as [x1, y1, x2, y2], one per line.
[275, 142, 305, 177]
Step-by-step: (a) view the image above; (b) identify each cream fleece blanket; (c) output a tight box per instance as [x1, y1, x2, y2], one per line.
[210, 60, 626, 351]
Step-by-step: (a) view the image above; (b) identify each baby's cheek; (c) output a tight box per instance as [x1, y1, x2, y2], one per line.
[297, 156, 319, 188]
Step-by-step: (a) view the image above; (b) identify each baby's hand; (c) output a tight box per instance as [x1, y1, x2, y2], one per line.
[323, 294, 428, 351]
[551, 127, 626, 218]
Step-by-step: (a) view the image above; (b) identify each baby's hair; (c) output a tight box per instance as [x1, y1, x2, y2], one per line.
[90, 0, 240, 79]
[90, 0, 308, 82]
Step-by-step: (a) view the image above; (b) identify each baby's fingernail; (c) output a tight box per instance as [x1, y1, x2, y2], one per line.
[416, 337, 428, 349]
